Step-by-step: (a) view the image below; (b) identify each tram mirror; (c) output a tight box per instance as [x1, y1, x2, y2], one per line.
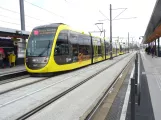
[55, 47, 61, 55]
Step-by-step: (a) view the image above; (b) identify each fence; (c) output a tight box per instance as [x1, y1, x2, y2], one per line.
[130, 52, 141, 120]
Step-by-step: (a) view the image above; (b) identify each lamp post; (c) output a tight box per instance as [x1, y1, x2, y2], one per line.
[139, 36, 144, 51]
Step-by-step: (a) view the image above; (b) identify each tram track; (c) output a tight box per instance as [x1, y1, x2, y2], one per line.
[85, 52, 134, 120]
[16, 53, 133, 120]
[0, 75, 30, 85]
[0, 77, 50, 95]
[0, 54, 129, 96]
[0, 70, 28, 81]
[0, 54, 129, 107]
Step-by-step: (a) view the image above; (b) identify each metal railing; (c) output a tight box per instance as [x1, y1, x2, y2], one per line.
[130, 52, 141, 120]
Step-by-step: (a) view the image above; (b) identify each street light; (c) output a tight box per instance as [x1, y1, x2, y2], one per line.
[139, 36, 144, 50]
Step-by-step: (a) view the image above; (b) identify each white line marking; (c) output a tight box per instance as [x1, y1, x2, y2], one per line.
[119, 74, 123, 78]
[142, 72, 146, 75]
[120, 65, 135, 120]
[156, 79, 161, 91]
[141, 52, 146, 60]
[158, 79, 161, 88]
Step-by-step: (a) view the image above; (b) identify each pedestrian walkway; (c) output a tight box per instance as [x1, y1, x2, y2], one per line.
[0, 65, 25, 76]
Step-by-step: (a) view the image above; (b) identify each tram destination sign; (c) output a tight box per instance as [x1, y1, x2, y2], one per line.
[33, 28, 56, 35]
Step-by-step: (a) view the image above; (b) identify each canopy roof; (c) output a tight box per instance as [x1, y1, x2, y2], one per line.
[0, 27, 30, 39]
[143, 0, 161, 44]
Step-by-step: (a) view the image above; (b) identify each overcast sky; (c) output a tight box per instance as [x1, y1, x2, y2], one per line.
[0, 0, 157, 43]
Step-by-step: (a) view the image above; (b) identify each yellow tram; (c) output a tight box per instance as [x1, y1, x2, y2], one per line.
[25, 23, 125, 74]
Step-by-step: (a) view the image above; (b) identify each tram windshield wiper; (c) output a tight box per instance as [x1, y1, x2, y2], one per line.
[38, 40, 51, 57]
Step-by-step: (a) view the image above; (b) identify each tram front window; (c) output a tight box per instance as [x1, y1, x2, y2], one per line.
[26, 28, 56, 57]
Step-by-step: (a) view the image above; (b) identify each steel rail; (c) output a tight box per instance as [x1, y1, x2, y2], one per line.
[16, 53, 132, 120]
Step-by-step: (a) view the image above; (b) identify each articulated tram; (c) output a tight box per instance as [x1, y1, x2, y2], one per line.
[25, 23, 126, 74]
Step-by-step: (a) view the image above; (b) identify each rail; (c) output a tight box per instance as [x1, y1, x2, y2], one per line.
[85, 53, 134, 120]
[16, 53, 131, 120]
[130, 52, 141, 120]
[0, 70, 27, 81]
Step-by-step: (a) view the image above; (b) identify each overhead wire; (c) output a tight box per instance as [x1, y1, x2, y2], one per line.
[99, 10, 110, 21]
[0, 14, 19, 20]
[0, 6, 52, 24]
[0, 1, 66, 30]
[113, 8, 127, 20]
[24, 0, 64, 19]
[0, 14, 44, 28]
[114, 17, 137, 20]
[0, 19, 33, 28]
[0, 20, 20, 25]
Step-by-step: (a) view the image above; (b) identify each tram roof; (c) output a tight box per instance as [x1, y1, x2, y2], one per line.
[143, 0, 161, 44]
[34, 23, 66, 29]
[0, 27, 30, 39]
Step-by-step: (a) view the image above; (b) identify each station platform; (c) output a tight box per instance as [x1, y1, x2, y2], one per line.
[0, 65, 25, 76]
[105, 51, 160, 120]
[139, 52, 161, 120]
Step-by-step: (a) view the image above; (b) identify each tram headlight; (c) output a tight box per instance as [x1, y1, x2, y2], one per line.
[44, 57, 49, 63]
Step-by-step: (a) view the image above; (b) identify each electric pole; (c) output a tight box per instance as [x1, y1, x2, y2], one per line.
[19, 0, 26, 59]
[110, 4, 113, 59]
[128, 32, 129, 53]
[104, 29, 106, 59]
[19, 0, 25, 30]
[132, 37, 133, 51]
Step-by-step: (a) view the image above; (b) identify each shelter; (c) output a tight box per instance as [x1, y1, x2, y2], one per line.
[0, 27, 30, 65]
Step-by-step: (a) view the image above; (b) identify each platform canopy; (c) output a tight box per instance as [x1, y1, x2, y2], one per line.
[0, 27, 30, 39]
[142, 0, 161, 44]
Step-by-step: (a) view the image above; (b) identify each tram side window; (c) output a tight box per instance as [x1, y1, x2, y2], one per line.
[92, 38, 98, 57]
[69, 31, 80, 62]
[105, 42, 110, 55]
[78, 35, 84, 54]
[112, 43, 116, 52]
[83, 36, 91, 55]
[69, 32, 79, 56]
[120, 45, 122, 52]
[78, 35, 90, 55]
[55, 30, 69, 56]
[98, 39, 102, 55]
